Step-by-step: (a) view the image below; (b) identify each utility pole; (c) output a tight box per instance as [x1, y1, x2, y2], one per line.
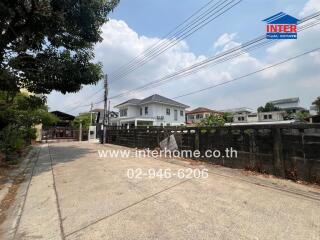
[107, 100, 111, 126]
[103, 74, 108, 144]
[90, 102, 93, 125]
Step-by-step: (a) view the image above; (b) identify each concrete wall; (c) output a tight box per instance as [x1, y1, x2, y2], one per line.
[105, 124, 320, 184]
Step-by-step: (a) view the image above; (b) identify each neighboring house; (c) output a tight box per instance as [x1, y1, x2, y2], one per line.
[186, 107, 222, 125]
[233, 111, 286, 123]
[234, 111, 286, 123]
[111, 94, 189, 127]
[310, 105, 319, 116]
[269, 97, 305, 113]
[89, 108, 118, 124]
[233, 113, 258, 123]
[258, 111, 287, 122]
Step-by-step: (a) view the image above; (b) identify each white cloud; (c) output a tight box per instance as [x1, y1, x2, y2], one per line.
[214, 33, 237, 48]
[213, 33, 241, 53]
[299, 0, 320, 17]
[48, 0, 320, 114]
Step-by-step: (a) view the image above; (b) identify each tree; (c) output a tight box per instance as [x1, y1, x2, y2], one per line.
[0, 0, 119, 95]
[296, 111, 310, 122]
[257, 103, 281, 112]
[222, 112, 233, 123]
[312, 97, 320, 114]
[72, 113, 92, 130]
[198, 114, 225, 127]
[0, 91, 57, 160]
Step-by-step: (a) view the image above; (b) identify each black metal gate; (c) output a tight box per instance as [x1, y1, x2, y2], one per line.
[42, 127, 88, 141]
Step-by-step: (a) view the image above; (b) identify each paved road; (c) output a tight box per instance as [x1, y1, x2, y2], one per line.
[1, 142, 320, 240]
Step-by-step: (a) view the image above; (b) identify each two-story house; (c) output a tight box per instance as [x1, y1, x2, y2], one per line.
[186, 107, 222, 125]
[111, 94, 189, 127]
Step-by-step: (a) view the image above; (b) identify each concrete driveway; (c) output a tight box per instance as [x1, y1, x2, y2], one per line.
[1, 142, 320, 240]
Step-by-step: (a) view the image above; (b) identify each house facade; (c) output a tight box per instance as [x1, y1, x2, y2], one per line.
[186, 107, 222, 125]
[269, 97, 305, 113]
[233, 111, 286, 123]
[111, 94, 189, 127]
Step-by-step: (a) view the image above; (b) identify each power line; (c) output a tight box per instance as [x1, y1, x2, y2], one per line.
[109, 0, 219, 77]
[63, 12, 320, 114]
[64, 16, 320, 114]
[108, 12, 320, 99]
[110, 0, 242, 81]
[173, 47, 320, 99]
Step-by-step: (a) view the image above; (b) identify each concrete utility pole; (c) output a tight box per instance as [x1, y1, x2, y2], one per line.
[90, 102, 93, 125]
[107, 100, 111, 126]
[103, 74, 108, 144]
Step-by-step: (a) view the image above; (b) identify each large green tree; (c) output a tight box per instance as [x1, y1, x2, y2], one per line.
[0, 0, 119, 94]
[0, 91, 58, 160]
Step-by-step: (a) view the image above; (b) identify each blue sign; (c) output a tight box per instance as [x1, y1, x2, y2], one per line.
[263, 12, 299, 39]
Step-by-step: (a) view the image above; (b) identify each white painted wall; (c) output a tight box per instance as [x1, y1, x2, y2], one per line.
[117, 103, 186, 126]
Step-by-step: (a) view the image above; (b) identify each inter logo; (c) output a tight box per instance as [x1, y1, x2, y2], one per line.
[263, 12, 299, 39]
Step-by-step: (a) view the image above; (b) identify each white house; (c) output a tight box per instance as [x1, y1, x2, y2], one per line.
[111, 94, 189, 127]
[233, 111, 287, 123]
[269, 97, 305, 113]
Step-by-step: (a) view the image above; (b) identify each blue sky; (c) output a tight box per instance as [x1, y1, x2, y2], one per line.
[48, 0, 320, 114]
[109, 0, 306, 55]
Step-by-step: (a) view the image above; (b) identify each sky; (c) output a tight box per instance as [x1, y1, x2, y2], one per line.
[47, 0, 320, 115]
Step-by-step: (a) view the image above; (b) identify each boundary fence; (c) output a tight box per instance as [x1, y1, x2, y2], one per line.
[103, 124, 320, 183]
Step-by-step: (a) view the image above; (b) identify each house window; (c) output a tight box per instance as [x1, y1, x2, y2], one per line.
[268, 114, 272, 119]
[196, 114, 203, 119]
[120, 108, 128, 117]
[174, 110, 178, 121]
[238, 117, 245, 121]
[188, 115, 194, 120]
[180, 110, 184, 116]
[145, 106, 148, 115]
[140, 108, 142, 116]
[264, 115, 268, 120]
[166, 108, 170, 115]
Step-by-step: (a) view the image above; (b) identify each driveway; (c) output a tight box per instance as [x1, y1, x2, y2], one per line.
[1, 142, 320, 240]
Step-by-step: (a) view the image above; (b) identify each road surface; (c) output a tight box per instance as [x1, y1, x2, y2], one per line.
[1, 142, 320, 240]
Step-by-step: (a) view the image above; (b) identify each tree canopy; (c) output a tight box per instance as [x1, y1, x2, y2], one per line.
[0, 91, 58, 160]
[0, 0, 119, 94]
[257, 103, 281, 113]
[198, 114, 226, 127]
[72, 113, 92, 130]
